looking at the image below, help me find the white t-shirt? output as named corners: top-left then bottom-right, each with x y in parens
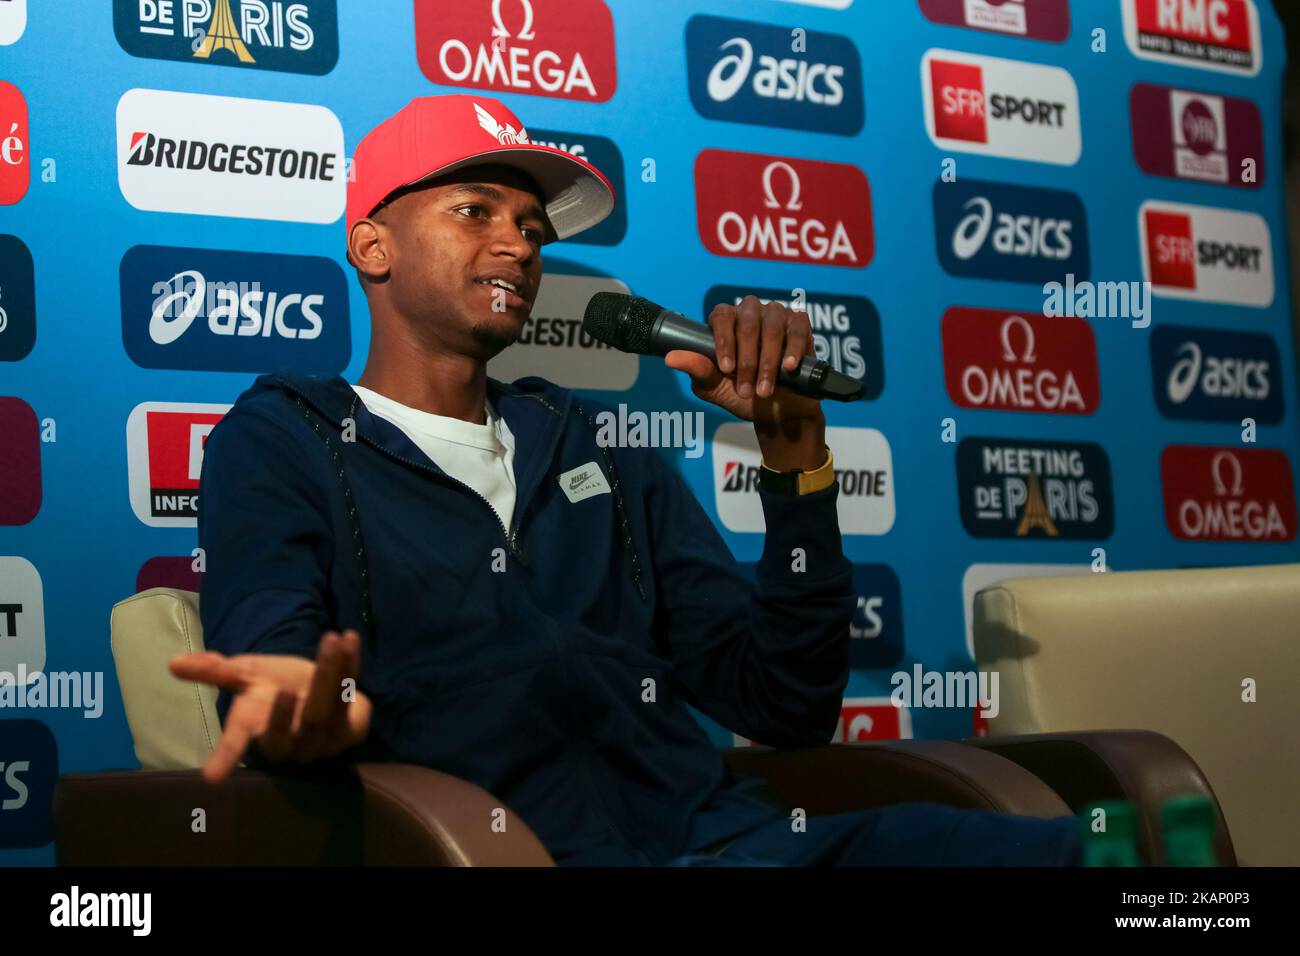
top-left (351, 384), bottom-right (518, 536)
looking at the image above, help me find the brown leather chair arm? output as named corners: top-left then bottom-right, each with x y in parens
top-left (55, 763), bottom-right (554, 867)
top-left (962, 730), bottom-right (1236, 866)
top-left (722, 742), bottom-right (1073, 819)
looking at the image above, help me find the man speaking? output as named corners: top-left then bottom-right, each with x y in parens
top-left (174, 95), bottom-right (1079, 866)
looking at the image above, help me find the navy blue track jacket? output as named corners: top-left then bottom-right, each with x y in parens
top-left (198, 371), bottom-right (857, 865)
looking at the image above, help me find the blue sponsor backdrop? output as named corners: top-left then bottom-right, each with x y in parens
top-left (1, 1), bottom-right (1298, 864)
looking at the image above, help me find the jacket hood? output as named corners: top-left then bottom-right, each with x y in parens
top-left (229, 369), bottom-right (588, 579)
top-left (241, 370), bottom-right (574, 432)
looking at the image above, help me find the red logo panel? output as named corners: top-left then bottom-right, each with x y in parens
top-left (0, 397), bottom-right (41, 524)
top-left (0, 81), bottom-right (30, 205)
top-left (146, 409), bottom-right (223, 495)
top-left (136, 556), bottom-right (203, 594)
top-left (414, 0), bottom-right (617, 102)
top-left (942, 307), bottom-right (1100, 415)
top-left (834, 703), bottom-right (903, 742)
top-left (1145, 210), bottom-right (1197, 289)
top-left (1162, 445), bottom-right (1296, 542)
top-left (694, 149), bottom-right (873, 268)
top-left (931, 59), bottom-right (987, 143)
top-left (1135, 0), bottom-right (1251, 52)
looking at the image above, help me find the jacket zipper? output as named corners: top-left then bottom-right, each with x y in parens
top-left (291, 383), bottom-right (650, 859)
top-left (352, 429), bottom-right (532, 570)
top-left (291, 384), bottom-right (533, 569)
top-left (519, 391), bottom-right (651, 860)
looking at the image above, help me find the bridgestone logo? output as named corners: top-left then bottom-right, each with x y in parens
top-left (116, 89), bottom-right (345, 224)
top-left (126, 132), bottom-right (337, 181)
top-left (712, 423), bottom-right (895, 535)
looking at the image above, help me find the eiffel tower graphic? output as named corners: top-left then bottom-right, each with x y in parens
top-left (193, 0), bottom-right (255, 64)
top-left (1015, 471), bottom-right (1060, 537)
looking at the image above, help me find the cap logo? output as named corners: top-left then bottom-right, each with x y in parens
top-left (474, 100), bottom-right (532, 145)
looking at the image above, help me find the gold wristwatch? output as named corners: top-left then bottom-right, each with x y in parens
top-left (758, 447), bottom-right (835, 496)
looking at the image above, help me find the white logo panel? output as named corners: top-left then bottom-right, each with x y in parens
top-left (126, 401), bottom-right (232, 528)
top-left (713, 423), bottom-right (894, 535)
top-left (116, 88), bottom-right (345, 224)
top-left (488, 273), bottom-right (638, 390)
top-left (1139, 200), bottom-right (1274, 308)
top-left (0, 556), bottom-right (44, 681)
top-left (922, 48), bottom-right (1081, 165)
top-left (0, 0), bottom-right (26, 45)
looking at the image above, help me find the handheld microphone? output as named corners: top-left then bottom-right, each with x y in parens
top-left (581, 292), bottom-right (865, 402)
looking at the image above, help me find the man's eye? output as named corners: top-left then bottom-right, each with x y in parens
top-left (457, 205), bottom-right (486, 218)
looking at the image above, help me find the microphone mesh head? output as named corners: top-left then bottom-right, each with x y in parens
top-left (583, 292), bottom-right (659, 355)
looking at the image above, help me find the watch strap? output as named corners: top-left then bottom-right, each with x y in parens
top-left (758, 447), bottom-right (835, 496)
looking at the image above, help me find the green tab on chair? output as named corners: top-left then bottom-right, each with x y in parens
top-left (1080, 800), bottom-right (1141, 867)
top-left (1163, 795), bottom-right (1218, 867)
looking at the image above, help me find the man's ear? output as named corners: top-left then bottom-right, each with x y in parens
top-left (349, 218), bottom-right (390, 278)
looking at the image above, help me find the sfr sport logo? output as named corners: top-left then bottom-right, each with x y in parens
top-left (923, 49), bottom-right (1081, 165)
top-left (1141, 201), bottom-right (1273, 307)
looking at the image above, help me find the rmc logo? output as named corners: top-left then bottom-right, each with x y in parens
top-left (1123, 0), bottom-right (1262, 76)
top-left (414, 0), bottom-right (617, 102)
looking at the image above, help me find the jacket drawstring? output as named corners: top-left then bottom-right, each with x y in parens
top-left (295, 394), bottom-right (377, 653)
top-left (573, 402), bottom-right (648, 603)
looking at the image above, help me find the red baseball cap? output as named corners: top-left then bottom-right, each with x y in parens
top-left (346, 94), bottom-right (615, 253)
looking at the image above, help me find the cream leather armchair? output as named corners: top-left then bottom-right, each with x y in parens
top-left (111, 585), bottom-right (221, 771)
top-left (973, 564), bottom-right (1297, 866)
